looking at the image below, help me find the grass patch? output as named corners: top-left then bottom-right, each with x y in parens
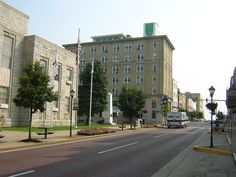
top-left (0, 123), bottom-right (115, 132)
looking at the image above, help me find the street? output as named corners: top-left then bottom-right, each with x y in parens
top-left (0, 122), bottom-right (208, 177)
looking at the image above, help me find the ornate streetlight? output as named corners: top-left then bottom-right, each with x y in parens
top-left (70, 89), bottom-right (75, 137)
top-left (206, 86), bottom-right (218, 147)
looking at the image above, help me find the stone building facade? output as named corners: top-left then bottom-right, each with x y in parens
top-left (0, 1), bottom-right (77, 127)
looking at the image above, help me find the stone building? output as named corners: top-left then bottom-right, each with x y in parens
top-left (64, 23), bottom-right (175, 124)
top-left (0, 1), bottom-right (77, 127)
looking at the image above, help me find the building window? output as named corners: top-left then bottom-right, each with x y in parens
top-left (152, 76), bottom-right (157, 83)
top-left (153, 42), bottom-right (157, 49)
top-left (152, 88), bottom-right (157, 95)
top-left (66, 68), bottom-right (72, 81)
top-left (152, 64), bottom-right (157, 72)
top-left (152, 110), bottom-right (156, 119)
top-left (125, 44), bottom-right (132, 52)
top-left (113, 44), bottom-right (119, 52)
top-left (124, 77), bottom-right (131, 84)
top-left (112, 56), bottom-right (120, 63)
top-left (65, 96), bottom-right (70, 112)
top-left (112, 88), bottom-right (119, 95)
top-left (101, 45), bottom-right (108, 53)
top-left (153, 53), bottom-right (157, 60)
top-left (1, 35), bottom-right (14, 69)
top-left (124, 55), bottom-right (131, 63)
top-left (40, 59), bottom-right (47, 72)
top-left (124, 65), bottom-right (131, 73)
top-left (0, 87), bottom-right (8, 104)
top-left (101, 56), bottom-right (108, 64)
top-left (80, 58), bottom-right (86, 66)
top-left (136, 64), bottom-right (144, 72)
top-left (112, 77), bottom-right (118, 84)
top-left (136, 76), bottom-right (144, 84)
top-left (103, 66), bottom-right (107, 73)
top-left (137, 43), bottom-right (144, 51)
top-left (54, 64), bottom-right (61, 81)
top-left (53, 99), bottom-right (59, 108)
top-left (137, 53), bottom-right (144, 62)
top-left (112, 66), bottom-right (119, 74)
top-left (90, 46), bottom-right (96, 54)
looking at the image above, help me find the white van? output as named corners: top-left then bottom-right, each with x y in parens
top-left (167, 112), bottom-right (190, 128)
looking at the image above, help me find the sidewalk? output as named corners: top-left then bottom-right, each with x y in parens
top-left (152, 126), bottom-right (236, 177)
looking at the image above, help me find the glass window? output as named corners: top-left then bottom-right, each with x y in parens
top-left (137, 43), bottom-right (144, 51)
top-left (124, 77), bottom-right (131, 84)
top-left (1, 35), bottom-right (14, 69)
top-left (136, 64), bottom-right (144, 72)
top-left (112, 66), bottom-right (119, 74)
top-left (80, 58), bottom-right (86, 66)
top-left (65, 96), bottom-right (70, 112)
top-left (137, 53), bottom-right (144, 62)
top-left (0, 87), bottom-right (8, 104)
top-left (152, 76), bottom-right (157, 83)
top-left (112, 56), bottom-right (119, 63)
top-left (40, 59), bottom-right (47, 72)
top-left (153, 42), bottom-right (157, 49)
top-left (90, 46), bottom-right (96, 54)
top-left (54, 64), bottom-right (61, 81)
top-left (125, 44), bottom-right (132, 52)
top-left (124, 65), bottom-right (131, 73)
top-left (66, 68), bottom-right (72, 81)
top-left (153, 53), bottom-right (157, 60)
top-left (136, 76), bottom-right (144, 84)
top-left (152, 111), bottom-right (156, 119)
top-left (101, 56), bottom-right (108, 64)
top-left (113, 44), bottom-right (119, 52)
top-left (152, 64), bottom-right (157, 72)
top-left (112, 77), bottom-right (118, 84)
top-left (124, 55), bottom-right (131, 63)
top-left (112, 88), bottom-right (119, 95)
top-left (101, 45), bottom-right (108, 53)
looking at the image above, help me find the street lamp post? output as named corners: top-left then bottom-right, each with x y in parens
top-left (70, 89), bottom-right (75, 137)
top-left (209, 86), bottom-right (215, 148)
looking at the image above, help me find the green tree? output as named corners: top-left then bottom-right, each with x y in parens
top-left (118, 87), bottom-right (145, 129)
top-left (78, 61), bottom-right (108, 124)
top-left (13, 61), bottom-right (58, 141)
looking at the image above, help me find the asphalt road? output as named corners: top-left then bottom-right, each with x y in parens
top-left (0, 122), bottom-right (208, 177)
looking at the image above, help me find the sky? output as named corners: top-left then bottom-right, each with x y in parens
top-left (3, 0), bottom-right (236, 116)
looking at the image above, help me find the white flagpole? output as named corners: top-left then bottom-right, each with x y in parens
top-left (75, 29), bottom-right (81, 128)
top-left (89, 58), bottom-right (94, 127)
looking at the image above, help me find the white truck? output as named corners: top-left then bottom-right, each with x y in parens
top-left (167, 112), bottom-right (190, 128)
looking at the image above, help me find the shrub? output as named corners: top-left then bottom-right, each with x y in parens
top-left (77, 128), bottom-right (116, 136)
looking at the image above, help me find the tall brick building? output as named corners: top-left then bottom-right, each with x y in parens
top-left (64, 23), bottom-right (175, 124)
top-left (0, 1), bottom-right (77, 126)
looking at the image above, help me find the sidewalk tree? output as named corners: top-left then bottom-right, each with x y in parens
top-left (13, 61), bottom-right (58, 141)
top-left (118, 87), bottom-right (145, 129)
top-left (78, 61), bottom-right (108, 125)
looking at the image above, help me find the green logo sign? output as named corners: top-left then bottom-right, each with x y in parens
top-left (145, 23), bottom-right (154, 36)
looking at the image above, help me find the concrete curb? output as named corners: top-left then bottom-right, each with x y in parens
top-left (193, 146), bottom-right (233, 157)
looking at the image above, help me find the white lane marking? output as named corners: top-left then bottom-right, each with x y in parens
top-left (98, 141), bottom-right (138, 155)
top-left (9, 170), bottom-right (35, 177)
top-left (153, 133), bottom-right (168, 138)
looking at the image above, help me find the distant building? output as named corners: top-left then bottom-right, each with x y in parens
top-left (226, 67), bottom-right (236, 120)
top-left (64, 23), bottom-right (175, 124)
top-left (0, 1), bottom-right (77, 126)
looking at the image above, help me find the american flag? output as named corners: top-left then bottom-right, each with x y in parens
top-left (76, 29), bottom-right (82, 68)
